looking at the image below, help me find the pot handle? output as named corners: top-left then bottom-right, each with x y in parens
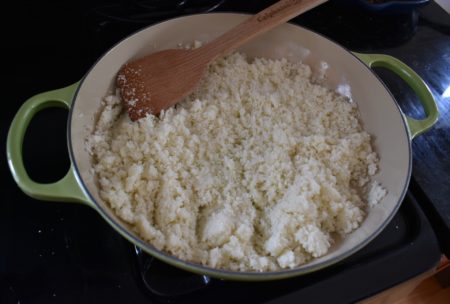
top-left (7, 83), bottom-right (92, 206)
top-left (354, 53), bottom-right (439, 139)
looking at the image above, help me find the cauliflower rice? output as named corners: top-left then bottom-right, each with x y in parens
top-left (88, 53), bottom-right (386, 272)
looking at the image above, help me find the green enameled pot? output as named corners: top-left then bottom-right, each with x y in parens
top-left (7, 13), bottom-right (438, 281)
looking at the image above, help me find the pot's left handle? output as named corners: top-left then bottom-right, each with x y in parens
top-left (7, 83), bottom-right (92, 206)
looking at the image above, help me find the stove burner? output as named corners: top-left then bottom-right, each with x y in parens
top-left (133, 246), bottom-right (211, 299)
top-left (84, 0), bottom-right (227, 60)
top-left (87, 0), bottom-right (225, 24)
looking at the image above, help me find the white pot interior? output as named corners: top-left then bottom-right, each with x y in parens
top-left (69, 13), bottom-right (411, 273)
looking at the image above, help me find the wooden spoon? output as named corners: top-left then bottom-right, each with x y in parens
top-left (117, 0), bottom-right (327, 121)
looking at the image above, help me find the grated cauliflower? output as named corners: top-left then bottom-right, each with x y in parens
top-left (87, 53), bottom-right (385, 271)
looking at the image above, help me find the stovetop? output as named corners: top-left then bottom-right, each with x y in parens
top-left (1, 1), bottom-right (449, 303)
top-left (0, 190), bottom-right (440, 303)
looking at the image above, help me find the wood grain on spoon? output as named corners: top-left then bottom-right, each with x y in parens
top-left (117, 0), bottom-right (327, 121)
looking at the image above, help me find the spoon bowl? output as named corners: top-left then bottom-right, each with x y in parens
top-left (117, 48), bottom-right (208, 120)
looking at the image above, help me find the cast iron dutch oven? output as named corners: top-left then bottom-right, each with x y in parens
top-left (7, 13), bottom-right (438, 281)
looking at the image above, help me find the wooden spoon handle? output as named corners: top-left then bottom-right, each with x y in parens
top-left (197, 0), bottom-right (328, 62)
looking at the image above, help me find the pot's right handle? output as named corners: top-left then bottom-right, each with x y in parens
top-left (354, 53), bottom-right (439, 139)
top-left (7, 83), bottom-right (92, 206)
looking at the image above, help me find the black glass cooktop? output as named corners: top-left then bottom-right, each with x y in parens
top-left (1, 1), bottom-right (449, 303)
top-left (1, 190), bottom-right (440, 303)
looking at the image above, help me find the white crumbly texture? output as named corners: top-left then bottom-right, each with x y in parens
top-left (367, 180), bottom-right (387, 207)
top-left (88, 53), bottom-right (385, 272)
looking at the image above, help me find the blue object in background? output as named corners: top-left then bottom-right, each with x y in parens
top-left (334, 0), bottom-right (430, 13)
